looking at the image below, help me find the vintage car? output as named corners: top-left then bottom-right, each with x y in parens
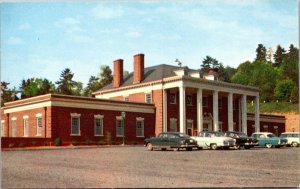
top-left (144, 132), bottom-right (198, 151)
top-left (191, 131), bottom-right (235, 150)
top-left (280, 132), bottom-right (300, 147)
top-left (251, 132), bottom-right (288, 148)
top-left (224, 131), bottom-right (257, 149)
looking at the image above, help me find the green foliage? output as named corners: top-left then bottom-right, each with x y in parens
top-left (56, 68), bottom-right (76, 95)
top-left (105, 131), bottom-right (112, 144)
top-left (255, 44), bottom-right (267, 61)
top-left (54, 137), bottom-right (61, 146)
top-left (218, 63), bottom-right (236, 82)
top-left (84, 140), bottom-right (92, 145)
top-left (201, 56), bottom-right (220, 72)
top-left (20, 78), bottom-right (55, 99)
top-left (274, 80), bottom-right (295, 102)
top-left (290, 86), bottom-right (299, 103)
top-left (97, 140), bottom-right (104, 145)
top-left (1, 81), bottom-right (19, 106)
top-left (273, 45), bottom-right (286, 66)
top-left (248, 102), bottom-right (299, 113)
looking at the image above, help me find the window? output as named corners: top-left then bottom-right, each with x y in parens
top-left (203, 97), bottom-right (208, 107)
top-left (94, 115), bottom-right (104, 136)
top-left (187, 95), bottom-right (192, 106)
top-left (136, 117), bottom-right (144, 137)
top-left (263, 125), bottom-right (268, 132)
top-left (70, 113), bottom-right (81, 135)
top-left (116, 116), bottom-right (123, 137)
top-left (23, 116), bottom-right (29, 137)
top-left (145, 93), bottom-right (152, 103)
top-left (11, 118), bottom-right (17, 137)
top-left (170, 93), bottom-right (176, 104)
top-left (124, 96), bottom-right (129, 102)
top-left (36, 117), bottom-right (42, 136)
top-left (170, 118), bottom-right (177, 132)
top-left (1, 121), bottom-right (5, 137)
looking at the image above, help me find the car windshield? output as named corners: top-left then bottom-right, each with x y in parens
top-left (267, 134), bottom-right (277, 138)
top-left (238, 133), bottom-right (248, 137)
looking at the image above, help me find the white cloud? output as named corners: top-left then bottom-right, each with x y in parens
top-left (91, 4), bottom-right (124, 19)
top-left (18, 23), bottom-right (31, 30)
top-left (7, 37), bottom-right (23, 45)
top-left (55, 17), bottom-right (80, 27)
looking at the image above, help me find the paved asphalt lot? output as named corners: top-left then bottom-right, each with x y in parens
top-left (2, 146), bottom-right (299, 188)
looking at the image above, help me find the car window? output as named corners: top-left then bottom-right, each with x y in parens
top-left (267, 134), bottom-right (276, 138)
top-left (169, 134), bottom-right (179, 139)
top-left (159, 134), bottom-right (168, 138)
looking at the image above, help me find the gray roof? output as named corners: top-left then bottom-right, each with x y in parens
top-left (99, 64), bottom-right (198, 91)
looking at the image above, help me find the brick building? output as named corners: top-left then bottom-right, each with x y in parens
top-left (0, 53), bottom-right (285, 148)
top-left (93, 53), bottom-right (285, 137)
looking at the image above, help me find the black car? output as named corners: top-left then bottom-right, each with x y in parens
top-left (224, 131), bottom-right (257, 149)
top-left (144, 132), bottom-right (198, 151)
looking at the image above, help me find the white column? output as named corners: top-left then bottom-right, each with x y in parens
top-left (228, 92), bottom-right (233, 131)
top-left (255, 95), bottom-right (260, 132)
top-left (197, 88), bottom-right (203, 134)
top-left (179, 84), bottom-right (186, 133)
top-left (163, 89), bottom-right (168, 132)
top-left (213, 90), bottom-right (219, 131)
top-left (241, 94), bottom-right (247, 134)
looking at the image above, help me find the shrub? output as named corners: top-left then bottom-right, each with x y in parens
top-left (84, 140), bottom-right (92, 145)
top-left (18, 143), bottom-right (24, 147)
top-left (97, 140), bottom-right (104, 145)
top-left (54, 137), bottom-right (61, 146)
top-left (105, 132), bottom-right (112, 144)
top-left (8, 143), bottom-right (15, 148)
top-left (71, 140), bottom-right (78, 146)
top-left (32, 141), bottom-right (37, 146)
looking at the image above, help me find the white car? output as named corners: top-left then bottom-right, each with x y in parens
top-left (191, 131), bottom-right (236, 150)
top-left (280, 132), bottom-right (300, 147)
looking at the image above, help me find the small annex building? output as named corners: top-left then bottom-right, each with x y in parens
top-left (1, 53), bottom-right (286, 148)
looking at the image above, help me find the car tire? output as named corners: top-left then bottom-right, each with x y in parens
top-left (197, 147), bottom-right (203, 150)
top-left (161, 148), bottom-right (167, 151)
top-left (291, 142), bottom-right (298, 147)
top-left (265, 143), bottom-right (272, 148)
top-left (210, 144), bottom-right (218, 150)
top-left (186, 147), bottom-right (192, 151)
top-left (147, 143), bottom-right (153, 151)
top-left (244, 146), bottom-right (251, 149)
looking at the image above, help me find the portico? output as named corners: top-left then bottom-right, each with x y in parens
top-left (162, 76), bottom-right (260, 136)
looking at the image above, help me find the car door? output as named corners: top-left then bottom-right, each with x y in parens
top-left (168, 133), bottom-right (179, 147)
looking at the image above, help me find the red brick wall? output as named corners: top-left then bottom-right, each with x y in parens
top-left (110, 96), bottom-right (124, 101)
top-left (50, 106), bottom-right (155, 145)
top-left (129, 92), bottom-right (145, 102)
top-left (153, 89), bottom-right (163, 136)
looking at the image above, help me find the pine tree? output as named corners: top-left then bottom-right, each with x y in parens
top-left (56, 68), bottom-right (76, 95)
top-left (273, 45), bottom-right (286, 66)
top-left (255, 44), bottom-right (267, 61)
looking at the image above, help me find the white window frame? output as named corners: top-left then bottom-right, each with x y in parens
top-left (36, 113), bottom-right (42, 136)
top-left (23, 115), bottom-right (29, 137)
top-left (136, 117), bottom-right (144, 137)
top-left (94, 115), bottom-right (104, 136)
top-left (170, 93), bottom-right (176, 104)
top-left (145, 93), bottom-right (152, 104)
top-left (11, 117), bottom-right (17, 137)
top-left (70, 113), bottom-right (81, 136)
top-left (1, 120), bottom-right (5, 137)
top-left (116, 116), bottom-right (123, 137)
top-left (170, 118), bottom-right (177, 132)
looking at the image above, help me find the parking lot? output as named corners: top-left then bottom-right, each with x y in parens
top-left (2, 146), bottom-right (299, 188)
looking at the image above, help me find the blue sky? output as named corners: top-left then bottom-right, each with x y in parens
top-left (1, 0), bottom-right (298, 89)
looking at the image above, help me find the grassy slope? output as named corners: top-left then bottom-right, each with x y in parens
top-left (247, 102), bottom-right (299, 113)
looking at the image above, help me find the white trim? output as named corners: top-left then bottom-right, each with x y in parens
top-left (70, 113), bottom-right (81, 117)
top-left (145, 93), bottom-right (152, 103)
top-left (136, 117), bottom-right (144, 121)
top-left (11, 117), bottom-right (17, 121)
top-left (94, 114), bottom-right (104, 119)
top-left (35, 113), bottom-right (42, 118)
top-left (5, 101), bottom-right (51, 114)
top-left (36, 116), bottom-right (42, 136)
top-left (23, 115), bottom-right (29, 119)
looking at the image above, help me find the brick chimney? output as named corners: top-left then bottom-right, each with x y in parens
top-left (133, 53), bottom-right (145, 84)
top-left (113, 59), bottom-right (123, 88)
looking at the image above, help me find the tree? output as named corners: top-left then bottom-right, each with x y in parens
top-left (56, 68), bottom-right (76, 95)
top-left (201, 56), bottom-right (220, 72)
top-left (20, 78), bottom-right (55, 98)
top-left (1, 81), bottom-right (19, 106)
top-left (84, 76), bottom-right (101, 97)
top-left (73, 81), bottom-right (84, 96)
top-left (274, 79), bottom-right (295, 102)
top-left (98, 65), bottom-right (113, 87)
top-left (290, 86), bottom-right (299, 103)
top-left (287, 44), bottom-right (299, 60)
top-left (273, 45), bottom-right (286, 66)
top-left (218, 64), bottom-right (236, 82)
top-left (255, 44), bottom-right (267, 61)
